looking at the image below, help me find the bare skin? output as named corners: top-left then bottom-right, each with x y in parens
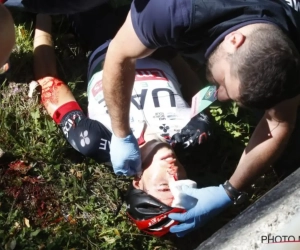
top-left (229, 95), bottom-right (300, 190)
top-left (33, 14), bottom-right (76, 117)
top-left (102, 12), bottom-right (155, 138)
top-left (102, 12), bottom-right (300, 193)
top-left (0, 4), bottom-right (15, 68)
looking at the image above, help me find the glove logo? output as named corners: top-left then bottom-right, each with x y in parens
top-left (80, 130), bottom-right (90, 147)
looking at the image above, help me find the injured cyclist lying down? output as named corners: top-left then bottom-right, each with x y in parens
top-left (31, 7), bottom-right (210, 236)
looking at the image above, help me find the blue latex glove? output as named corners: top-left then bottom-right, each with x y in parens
top-left (168, 185), bottom-right (233, 237)
top-left (110, 132), bottom-right (142, 176)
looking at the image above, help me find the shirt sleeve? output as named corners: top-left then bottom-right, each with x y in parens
top-left (130, 0), bottom-right (191, 49)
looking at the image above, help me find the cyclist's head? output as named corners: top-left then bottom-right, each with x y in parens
top-left (136, 138), bottom-right (187, 206)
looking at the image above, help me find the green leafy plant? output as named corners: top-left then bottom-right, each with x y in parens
top-left (210, 102), bottom-right (253, 145)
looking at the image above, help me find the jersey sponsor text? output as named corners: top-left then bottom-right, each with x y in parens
top-left (135, 68), bottom-right (168, 81)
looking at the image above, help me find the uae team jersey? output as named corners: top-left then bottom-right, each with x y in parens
top-left (87, 41), bottom-right (191, 140)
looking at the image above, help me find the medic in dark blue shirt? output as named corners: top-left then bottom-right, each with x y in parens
top-left (102, 0), bottom-right (300, 237)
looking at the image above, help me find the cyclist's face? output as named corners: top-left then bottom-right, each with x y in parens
top-left (134, 141), bottom-right (187, 206)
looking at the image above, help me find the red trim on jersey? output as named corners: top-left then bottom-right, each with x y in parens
top-left (137, 129), bottom-right (146, 146)
top-left (52, 101), bottom-right (82, 124)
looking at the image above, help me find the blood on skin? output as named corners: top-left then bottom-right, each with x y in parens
top-left (38, 77), bottom-right (63, 107)
top-left (166, 158), bottom-right (178, 181)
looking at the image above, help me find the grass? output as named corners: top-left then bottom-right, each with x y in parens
top-left (0, 9), bottom-right (280, 250)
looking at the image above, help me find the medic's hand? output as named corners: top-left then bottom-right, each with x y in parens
top-left (171, 112), bottom-right (211, 149)
top-left (168, 185), bottom-right (232, 237)
top-left (110, 132), bottom-right (142, 176)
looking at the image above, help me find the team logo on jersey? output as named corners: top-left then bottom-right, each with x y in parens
top-left (159, 124), bottom-right (170, 133)
top-left (80, 130), bottom-right (90, 147)
top-left (135, 68), bottom-right (168, 81)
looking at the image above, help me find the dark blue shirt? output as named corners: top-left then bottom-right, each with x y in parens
top-left (131, 0), bottom-right (300, 60)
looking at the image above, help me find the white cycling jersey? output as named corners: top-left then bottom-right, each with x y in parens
top-left (87, 41), bottom-right (191, 140)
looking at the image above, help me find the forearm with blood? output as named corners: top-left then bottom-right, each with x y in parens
top-left (38, 77), bottom-right (81, 124)
top-left (33, 14), bottom-right (81, 124)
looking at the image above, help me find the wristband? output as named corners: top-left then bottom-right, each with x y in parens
top-left (222, 180), bottom-right (248, 205)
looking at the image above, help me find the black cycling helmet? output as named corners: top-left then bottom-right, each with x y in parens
top-left (125, 185), bottom-right (185, 237)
